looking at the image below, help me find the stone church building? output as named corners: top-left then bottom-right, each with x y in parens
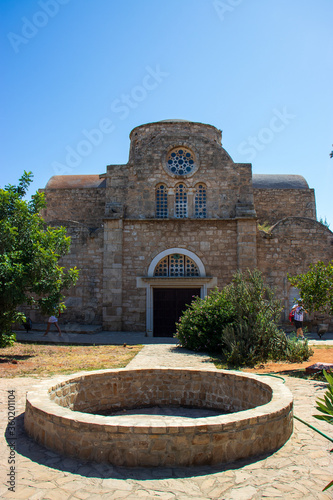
top-left (38, 120), bottom-right (333, 336)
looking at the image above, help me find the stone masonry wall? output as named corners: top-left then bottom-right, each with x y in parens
top-left (119, 219), bottom-right (239, 331)
top-left (42, 187), bottom-right (106, 227)
top-left (50, 369), bottom-right (272, 413)
top-left (61, 223), bottom-right (104, 324)
top-left (257, 217), bottom-right (333, 321)
top-left (30, 221), bottom-right (104, 324)
top-left (105, 122), bottom-right (255, 220)
top-left (253, 188), bottom-right (316, 225)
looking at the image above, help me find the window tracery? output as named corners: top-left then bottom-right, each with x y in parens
top-left (175, 183), bottom-right (187, 218)
top-left (154, 254), bottom-right (200, 277)
top-left (155, 184), bottom-right (168, 218)
top-left (166, 147), bottom-right (195, 176)
top-left (155, 182), bottom-right (207, 219)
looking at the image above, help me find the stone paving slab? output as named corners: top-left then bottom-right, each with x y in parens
top-left (14, 329), bottom-right (333, 345)
top-left (1, 344), bottom-right (333, 499)
top-left (14, 330), bottom-right (179, 345)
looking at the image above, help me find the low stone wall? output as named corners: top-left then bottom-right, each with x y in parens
top-left (24, 368), bottom-right (293, 467)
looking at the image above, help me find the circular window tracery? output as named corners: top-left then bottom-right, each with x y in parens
top-left (166, 148), bottom-right (196, 176)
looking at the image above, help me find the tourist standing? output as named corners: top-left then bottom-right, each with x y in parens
top-left (292, 299), bottom-right (307, 339)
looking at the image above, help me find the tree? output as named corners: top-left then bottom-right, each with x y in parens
top-left (288, 261), bottom-right (333, 316)
top-left (0, 172), bottom-right (79, 346)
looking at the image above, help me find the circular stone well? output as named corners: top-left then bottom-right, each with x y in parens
top-left (24, 368), bottom-right (293, 467)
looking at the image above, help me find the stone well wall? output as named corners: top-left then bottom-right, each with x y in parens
top-left (25, 368), bottom-right (293, 467)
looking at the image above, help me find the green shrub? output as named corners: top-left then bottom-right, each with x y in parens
top-left (175, 269), bottom-right (312, 366)
top-left (283, 337), bottom-right (313, 363)
top-left (175, 288), bottom-right (234, 352)
top-left (0, 332), bottom-right (16, 348)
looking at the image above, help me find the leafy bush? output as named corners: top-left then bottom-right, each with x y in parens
top-left (175, 269), bottom-right (312, 366)
top-left (175, 287), bottom-right (234, 352)
top-left (314, 370), bottom-right (333, 491)
top-left (282, 336), bottom-right (313, 363)
top-left (0, 331), bottom-right (16, 348)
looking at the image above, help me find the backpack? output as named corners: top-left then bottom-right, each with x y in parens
top-left (289, 310), bottom-right (295, 323)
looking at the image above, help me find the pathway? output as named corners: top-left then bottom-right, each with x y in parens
top-left (0, 344), bottom-right (332, 499)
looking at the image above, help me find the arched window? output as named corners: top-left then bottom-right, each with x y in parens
top-left (155, 184), bottom-right (168, 218)
top-left (194, 183), bottom-right (207, 218)
top-left (175, 183), bottom-right (187, 218)
top-left (154, 253), bottom-right (200, 277)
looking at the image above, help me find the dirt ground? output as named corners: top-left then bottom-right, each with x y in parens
top-left (244, 345), bottom-right (333, 374)
top-left (0, 343), bottom-right (142, 378)
top-left (1, 343), bottom-right (333, 378)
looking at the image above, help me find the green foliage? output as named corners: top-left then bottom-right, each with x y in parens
top-left (258, 221), bottom-right (272, 233)
top-left (282, 336), bottom-right (313, 363)
top-left (319, 217), bottom-right (330, 229)
top-left (0, 332), bottom-right (16, 348)
top-left (175, 269), bottom-right (308, 366)
top-left (314, 370), bottom-right (333, 491)
top-left (288, 261), bottom-right (333, 316)
top-left (174, 288), bottom-right (234, 352)
top-left (0, 172), bottom-right (79, 345)
top-left (315, 370), bottom-right (333, 425)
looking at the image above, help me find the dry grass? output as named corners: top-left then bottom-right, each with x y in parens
top-left (0, 343), bottom-right (142, 378)
top-left (1, 343), bottom-right (333, 379)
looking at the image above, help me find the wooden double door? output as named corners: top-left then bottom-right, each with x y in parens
top-left (153, 288), bottom-right (200, 337)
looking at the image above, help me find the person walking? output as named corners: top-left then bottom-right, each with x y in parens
top-left (291, 299), bottom-right (307, 339)
top-left (43, 308), bottom-right (62, 338)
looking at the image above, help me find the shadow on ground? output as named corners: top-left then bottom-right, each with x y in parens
top-left (9, 413), bottom-right (274, 481)
top-left (0, 354), bottom-right (34, 362)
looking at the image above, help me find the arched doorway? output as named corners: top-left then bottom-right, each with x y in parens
top-left (137, 248), bottom-right (217, 337)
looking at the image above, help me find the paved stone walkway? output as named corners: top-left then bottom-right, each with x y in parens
top-left (1, 344), bottom-right (332, 499)
top-left (14, 328), bottom-right (333, 345)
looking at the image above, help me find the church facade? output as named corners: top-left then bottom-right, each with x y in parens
top-left (38, 120), bottom-right (333, 335)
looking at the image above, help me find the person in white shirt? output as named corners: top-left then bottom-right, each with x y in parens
top-left (291, 299), bottom-right (307, 339)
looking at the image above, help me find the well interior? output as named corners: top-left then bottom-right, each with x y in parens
top-left (50, 368), bottom-right (272, 414)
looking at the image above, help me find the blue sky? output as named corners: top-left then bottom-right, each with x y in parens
top-left (1, 0), bottom-right (333, 226)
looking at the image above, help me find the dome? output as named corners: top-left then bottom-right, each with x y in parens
top-left (45, 175), bottom-right (106, 189)
top-left (252, 174), bottom-right (309, 189)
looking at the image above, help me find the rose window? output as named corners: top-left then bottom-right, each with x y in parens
top-left (166, 148), bottom-right (195, 176)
